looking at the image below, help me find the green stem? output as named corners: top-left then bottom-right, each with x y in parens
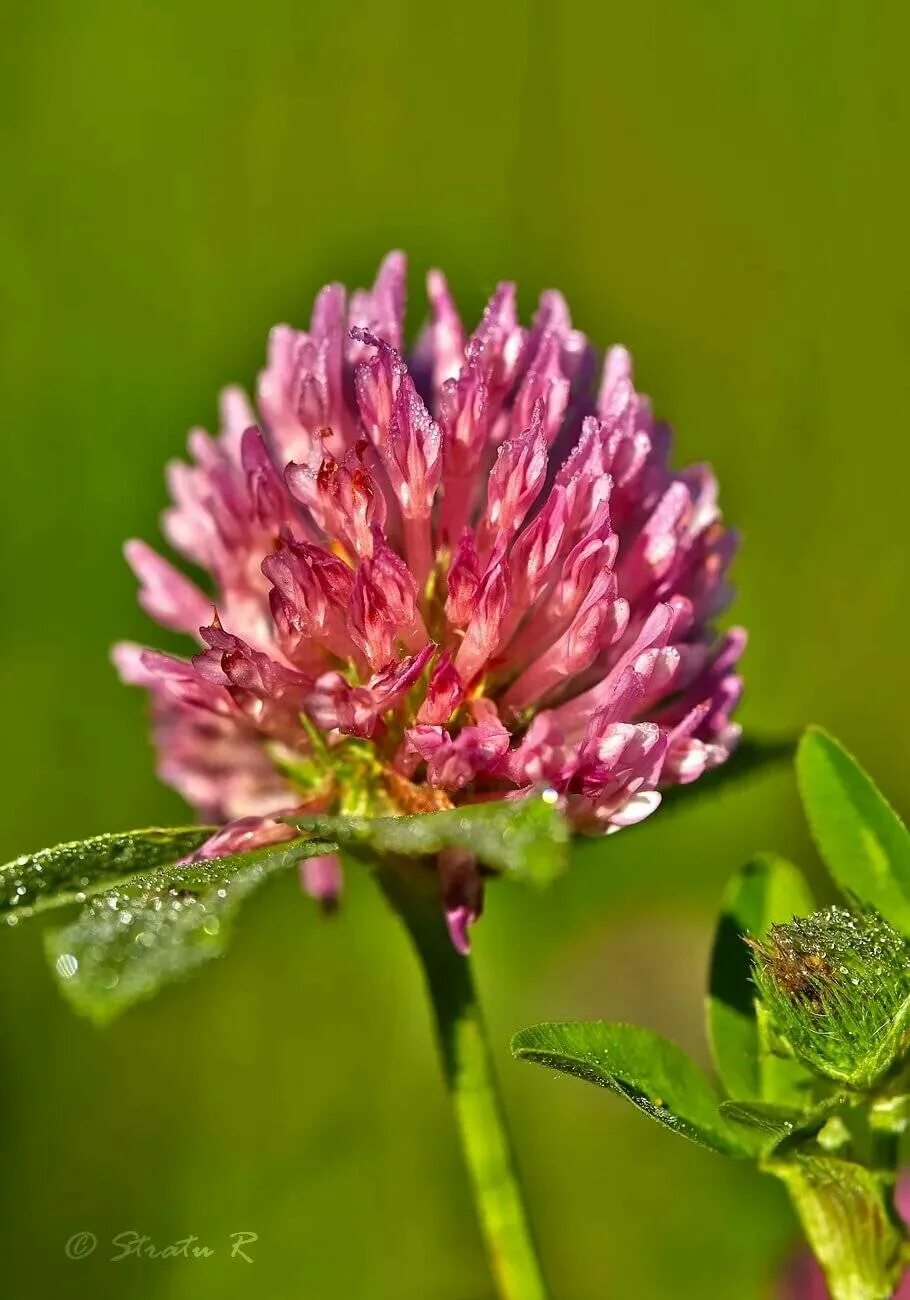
top-left (769, 1155), bottom-right (907, 1300)
top-left (869, 1097), bottom-right (907, 1185)
top-left (379, 862), bottom-right (550, 1300)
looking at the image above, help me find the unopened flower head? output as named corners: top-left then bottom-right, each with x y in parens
top-left (115, 253), bottom-right (744, 948)
top-left (750, 907), bottom-right (910, 1089)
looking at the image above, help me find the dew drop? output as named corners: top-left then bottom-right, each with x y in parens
top-left (55, 953), bottom-right (79, 979)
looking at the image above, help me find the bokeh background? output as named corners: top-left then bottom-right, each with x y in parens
top-left (1, 2), bottom-right (908, 1296)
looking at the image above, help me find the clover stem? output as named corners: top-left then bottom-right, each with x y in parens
top-left (770, 1155), bottom-right (907, 1300)
top-left (869, 1096), bottom-right (907, 1183)
top-left (378, 861), bottom-right (549, 1300)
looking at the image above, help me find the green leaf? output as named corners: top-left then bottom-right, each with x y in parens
top-left (292, 794), bottom-right (568, 887)
top-left (45, 836), bottom-right (336, 1022)
top-left (707, 854), bottom-right (815, 1103)
top-left (797, 727), bottom-right (910, 932)
top-left (1, 827), bottom-right (214, 921)
top-left (511, 1021), bottom-right (754, 1156)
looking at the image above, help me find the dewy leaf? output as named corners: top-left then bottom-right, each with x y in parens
top-left (0, 827), bottom-right (214, 922)
top-left (511, 1021), bottom-right (756, 1156)
top-left (798, 726), bottom-right (910, 933)
top-left (707, 854), bottom-right (815, 1103)
top-left (45, 836), bottom-right (336, 1022)
top-left (292, 794), bottom-right (568, 887)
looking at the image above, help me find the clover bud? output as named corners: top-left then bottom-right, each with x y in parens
top-left (749, 906), bottom-right (910, 1090)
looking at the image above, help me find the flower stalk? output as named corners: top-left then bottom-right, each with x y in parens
top-left (378, 859), bottom-right (549, 1300)
top-left (770, 1156), bottom-right (907, 1300)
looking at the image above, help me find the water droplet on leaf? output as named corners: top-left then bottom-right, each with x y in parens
top-left (55, 953), bottom-right (79, 979)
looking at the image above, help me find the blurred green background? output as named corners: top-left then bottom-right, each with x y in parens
top-left (1, 2), bottom-right (908, 1296)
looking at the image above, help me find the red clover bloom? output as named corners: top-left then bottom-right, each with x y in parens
top-left (115, 253), bottom-right (744, 948)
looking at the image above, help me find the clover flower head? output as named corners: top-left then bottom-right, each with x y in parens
top-left (115, 252), bottom-right (744, 949)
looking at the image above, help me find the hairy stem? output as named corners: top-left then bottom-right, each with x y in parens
top-left (378, 861), bottom-right (549, 1300)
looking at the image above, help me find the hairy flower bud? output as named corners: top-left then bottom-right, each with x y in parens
top-left (750, 907), bottom-right (910, 1090)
